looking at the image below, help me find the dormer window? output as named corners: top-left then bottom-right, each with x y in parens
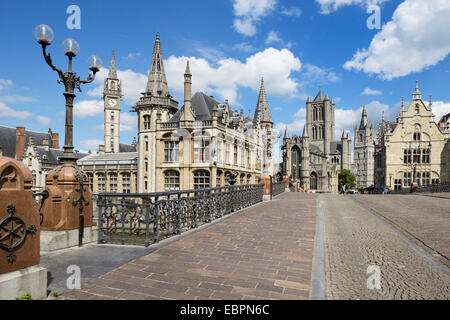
top-left (413, 132), bottom-right (421, 141)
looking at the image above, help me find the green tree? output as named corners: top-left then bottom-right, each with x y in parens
top-left (339, 170), bottom-right (356, 190)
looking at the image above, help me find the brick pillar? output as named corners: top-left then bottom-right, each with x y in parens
top-left (15, 127), bottom-right (26, 160)
top-left (259, 174), bottom-right (271, 201)
top-left (0, 156), bottom-right (47, 299)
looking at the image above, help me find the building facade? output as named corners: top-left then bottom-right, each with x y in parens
top-left (280, 91), bottom-right (351, 193)
top-left (374, 82), bottom-right (449, 190)
top-left (79, 34), bottom-right (274, 194)
top-left (0, 126), bottom-right (87, 192)
top-left (354, 105), bottom-right (375, 188)
top-left (134, 34), bottom-right (275, 193)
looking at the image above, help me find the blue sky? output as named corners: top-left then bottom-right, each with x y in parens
top-left (1, 0), bottom-right (450, 159)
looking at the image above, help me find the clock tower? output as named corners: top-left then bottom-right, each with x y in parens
top-left (104, 50), bottom-right (122, 153)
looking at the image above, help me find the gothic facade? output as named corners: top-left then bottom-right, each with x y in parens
top-left (281, 91), bottom-right (351, 193)
top-left (374, 82), bottom-right (450, 189)
top-left (134, 34), bottom-right (274, 193)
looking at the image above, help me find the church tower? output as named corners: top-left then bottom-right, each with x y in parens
top-left (254, 77), bottom-right (274, 174)
top-left (354, 104), bottom-right (375, 187)
top-left (306, 91), bottom-right (335, 156)
top-left (103, 50), bottom-right (122, 153)
top-left (133, 33), bottom-right (179, 193)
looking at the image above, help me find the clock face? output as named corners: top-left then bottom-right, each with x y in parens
top-left (108, 99), bottom-right (117, 107)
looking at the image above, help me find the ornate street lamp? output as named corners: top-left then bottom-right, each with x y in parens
top-left (34, 24), bottom-right (102, 165)
top-left (34, 25), bottom-right (101, 247)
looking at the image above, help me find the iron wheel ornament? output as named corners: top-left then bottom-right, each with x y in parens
top-left (0, 204), bottom-right (37, 263)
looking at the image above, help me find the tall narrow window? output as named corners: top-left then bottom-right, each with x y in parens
top-left (403, 172), bottom-right (411, 187)
top-left (87, 174), bottom-right (93, 191)
top-left (413, 149), bottom-right (421, 164)
top-left (122, 173), bottom-right (131, 194)
top-left (234, 141), bottom-right (238, 165)
top-left (422, 148), bottom-right (430, 164)
top-left (98, 174), bottom-right (106, 192)
top-left (110, 174), bottom-right (118, 193)
top-left (144, 115), bottom-right (151, 130)
top-left (194, 139), bottom-right (210, 163)
top-left (164, 141), bottom-right (179, 162)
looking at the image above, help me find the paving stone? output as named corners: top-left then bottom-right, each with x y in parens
top-left (61, 193), bottom-right (317, 300)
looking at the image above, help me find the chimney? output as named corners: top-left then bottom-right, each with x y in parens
top-left (48, 128), bottom-right (59, 149)
top-left (15, 127), bottom-right (26, 160)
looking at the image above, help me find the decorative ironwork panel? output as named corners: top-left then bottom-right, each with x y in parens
top-left (96, 184), bottom-right (265, 246)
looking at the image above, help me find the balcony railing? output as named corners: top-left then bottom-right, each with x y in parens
top-left (96, 184), bottom-right (264, 246)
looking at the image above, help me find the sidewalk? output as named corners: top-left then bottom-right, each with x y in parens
top-left (58, 192), bottom-right (318, 300)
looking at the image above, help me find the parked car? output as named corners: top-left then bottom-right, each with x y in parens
top-left (348, 189), bottom-right (359, 194)
top-left (363, 186), bottom-right (381, 194)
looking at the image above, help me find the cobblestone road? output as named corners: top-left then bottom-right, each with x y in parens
top-left (59, 193), bottom-right (318, 300)
top-left (322, 194), bottom-right (450, 300)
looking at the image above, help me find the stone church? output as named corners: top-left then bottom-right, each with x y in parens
top-left (281, 91), bottom-right (352, 193)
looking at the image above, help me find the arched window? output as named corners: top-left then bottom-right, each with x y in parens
top-left (164, 170), bottom-right (180, 191)
top-left (310, 172), bottom-right (318, 190)
top-left (144, 115), bottom-right (151, 130)
top-left (194, 170), bottom-right (210, 189)
top-left (291, 146), bottom-right (301, 180)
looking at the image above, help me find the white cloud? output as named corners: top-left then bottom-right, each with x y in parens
top-left (79, 140), bottom-right (104, 151)
top-left (280, 6), bottom-right (302, 17)
top-left (265, 31), bottom-right (283, 45)
top-left (165, 48), bottom-right (302, 104)
top-left (233, 0), bottom-right (277, 36)
top-left (300, 64), bottom-right (341, 86)
top-left (362, 88), bottom-right (382, 95)
top-left (87, 69), bottom-right (148, 105)
top-left (0, 79), bottom-right (13, 90)
top-left (316, 0), bottom-right (390, 14)
top-left (344, 0), bottom-right (450, 80)
top-left (432, 101), bottom-right (450, 122)
top-left (232, 42), bottom-right (256, 53)
top-left (37, 115), bottom-right (52, 126)
top-left (0, 102), bottom-right (33, 120)
top-left (74, 100), bottom-right (104, 118)
top-left (126, 52), bottom-right (142, 60)
top-left (0, 95), bottom-right (37, 103)
top-left (120, 112), bottom-right (138, 132)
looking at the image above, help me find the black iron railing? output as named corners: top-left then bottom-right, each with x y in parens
top-left (96, 184), bottom-right (264, 246)
top-left (272, 182), bottom-right (285, 197)
top-left (391, 183), bottom-right (450, 194)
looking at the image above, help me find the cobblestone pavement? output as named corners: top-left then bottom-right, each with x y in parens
top-left (59, 193), bottom-right (318, 300)
top-left (351, 194), bottom-right (450, 268)
top-left (322, 194), bottom-right (450, 300)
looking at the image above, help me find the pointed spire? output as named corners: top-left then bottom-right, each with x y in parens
top-left (146, 33), bottom-right (170, 97)
top-left (254, 77), bottom-right (272, 124)
top-left (429, 95), bottom-right (433, 110)
top-left (313, 90), bottom-right (324, 102)
top-left (302, 125), bottom-right (309, 139)
top-left (412, 80), bottom-right (422, 100)
top-left (108, 50), bottom-right (118, 79)
top-left (306, 96), bottom-right (311, 103)
top-left (359, 101), bottom-right (368, 129)
top-left (185, 60), bottom-right (191, 76)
